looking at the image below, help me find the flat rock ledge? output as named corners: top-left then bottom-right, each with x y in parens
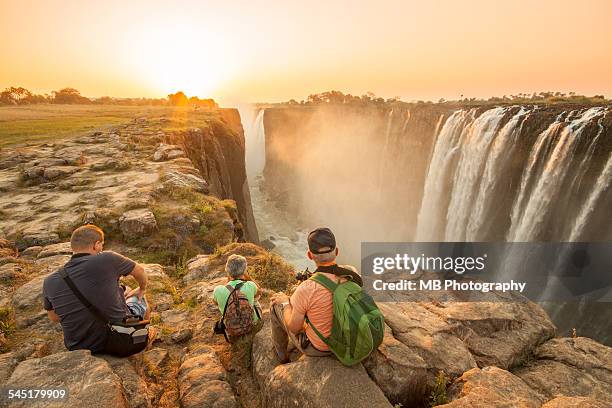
top-left (252, 322), bottom-right (392, 408)
top-left (4, 350), bottom-right (128, 408)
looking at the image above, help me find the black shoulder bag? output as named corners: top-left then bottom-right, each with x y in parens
top-left (59, 268), bottom-right (149, 357)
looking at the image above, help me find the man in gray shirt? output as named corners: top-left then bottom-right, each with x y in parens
top-left (43, 224), bottom-right (149, 354)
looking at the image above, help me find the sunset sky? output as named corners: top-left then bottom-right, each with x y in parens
top-left (1, 0), bottom-right (611, 105)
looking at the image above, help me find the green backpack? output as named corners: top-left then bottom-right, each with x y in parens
top-left (305, 272), bottom-right (384, 366)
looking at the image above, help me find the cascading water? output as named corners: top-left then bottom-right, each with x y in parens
top-left (415, 110), bottom-right (476, 241)
top-left (444, 107), bottom-right (508, 241)
top-left (507, 107), bottom-right (607, 241)
top-left (465, 108), bottom-right (529, 241)
top-left (239, 106), bottom-right (311, 271)
top-left (416, 106), bottom-right (610, 243)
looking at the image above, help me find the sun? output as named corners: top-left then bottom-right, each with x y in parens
top-left (126, 24), bottom-right (231, 98)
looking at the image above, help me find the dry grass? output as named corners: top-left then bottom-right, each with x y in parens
top-left (0, 104), bottom-right (216, 148)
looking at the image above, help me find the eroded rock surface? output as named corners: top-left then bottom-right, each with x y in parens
top-left (4, 350), bottom-right (128, 408)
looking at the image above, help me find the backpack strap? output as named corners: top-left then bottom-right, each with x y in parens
top-left (304, 272), bottom-right (338, 348)
top-left (58, 267), bottom-right (109, 325)
top-left (315, 264), bottom-right (363, 287)
top-left (309, 272), bottom-right (339, 292)
top-left (220, 281), bottom-right (245, 321)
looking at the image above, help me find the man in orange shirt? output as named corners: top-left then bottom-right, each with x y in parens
top-left (270, 227), bottom-right (360, 363)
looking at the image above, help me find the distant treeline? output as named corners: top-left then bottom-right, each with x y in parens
top-left (0, 87), bottom-right (218, 108)
top-left (273, 90), bottom-right (610, 108)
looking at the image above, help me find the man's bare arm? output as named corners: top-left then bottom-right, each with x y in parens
top-left (283, 304), bottom-right (306, 334)
top-left (125, 263), bottom-right (147, 300)
top-left (47, 309), bottom-right (60, 323)
top-left (270, 292), bottom-right (305, 334)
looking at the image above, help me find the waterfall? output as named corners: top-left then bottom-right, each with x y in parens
top-left (415, 110), bottom-right (475, 241)
top-left (507, 107), bottom-right (606, 241)
top-left (569, 151), bottom-right (612, 241)
top-left (444, 107), bottom-right (507, 241)
top-left (416, 106), bottom-right (609, 243)
top-left (239, 106), bottom-right (311, 270)
top-left (246, 109), bottom-right (266, 177)
top-left (465, 108), bottom-right (529, 240)
top-left (377, 109), bottom-right (395, 201)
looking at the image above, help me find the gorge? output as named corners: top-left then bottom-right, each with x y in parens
top-left (239, 103), bottom-right (611, 345)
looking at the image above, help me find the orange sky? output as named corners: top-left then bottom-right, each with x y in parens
top-left (1, 0), bottom-right (611, 105)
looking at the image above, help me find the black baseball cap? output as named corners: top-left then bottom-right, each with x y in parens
top-left (307, 227), bottom-right (336, 254)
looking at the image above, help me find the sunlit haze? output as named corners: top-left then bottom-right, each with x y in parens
top-left (1, 0), bottom-right (611, 105)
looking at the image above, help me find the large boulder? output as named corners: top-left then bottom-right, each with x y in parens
top-left (4, 350), bottom-right (128, 407)
top-left (363, 300), bottom-right (555, 407)
top-left (19, 231), bottom-right (60, 249)
top-left (514, 337), bottom-right (611, 404)
top-left (440, 366), bottom-right (545, 407)
top-left (11, 272), bottom-right (50, 328)
top-left (37, 242), bottom-right (72, 259)
top-left (252, 321), bottom-right (392, 408)
top-left (178, 345), bottom-right (237, 408)
top-left (119, 208), bottom-right (158, 238)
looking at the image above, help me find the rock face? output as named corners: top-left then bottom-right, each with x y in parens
top-left (119, 208), bottom-right (158, 237)
top-left (363, 300), bottom-right (555, 406)
top-left (37, 242), bottom-right (72, 259)
top-left (252, 322), bottom-right (392, 408)
top-left (441, 366), bottom-right (545, 407)
top-left (4, 350), bottom-right (128, 408)
top-left (514, 337), bottom-right (612, 403)
top-left (165, 111), bottom-right (259, 243)
top-left (178, 345), bottom-right (237, 408)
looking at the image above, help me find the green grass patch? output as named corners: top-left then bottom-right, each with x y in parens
top-left (429, 371), bottom-right (449, 407)
top-left (248, 252), bottom-right (295, 292)
top-left (0, 104), bottom-right (196, 148)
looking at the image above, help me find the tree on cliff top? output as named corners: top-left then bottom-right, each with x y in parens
top-left (168, 91), bottom-right (189, 106)
top-left (52, 87), bottom-right (91, 104)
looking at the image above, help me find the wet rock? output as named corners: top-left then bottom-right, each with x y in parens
top-left (37, 242), bottom-right (72, 259)
top-left (178, 345), bottom-right (237, 408)
top-left (442, 366), bottom-right (545, 407)
top-left (4, 349), bottom-right (128, 407)
top-left (514, 337), bottom-right (611, 403)
top-left (260, 239), bottom-right (275, 250)
top-left (119, 208), bottom-right (158, 238)
top-left (153, 144), bottom-right (185, 162)
top-left (156, 170), bottom-right (209, 195)
top-left (171, 328), bottom-right (193, 343)
top-left (253, 321), bottom-right (392, 408)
